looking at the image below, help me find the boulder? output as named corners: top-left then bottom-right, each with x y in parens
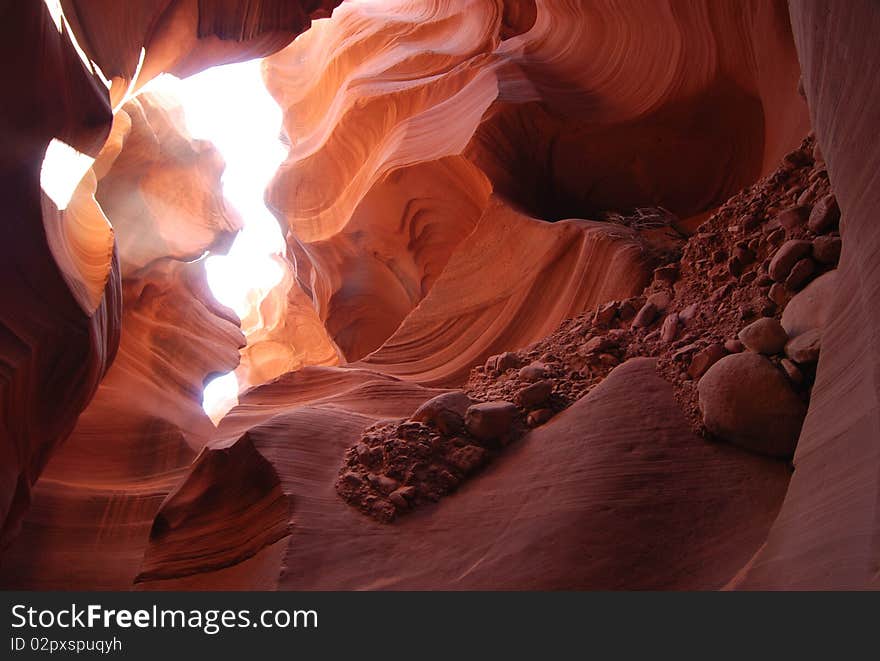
top-left (698, 353), bottom-right (807, 458)
top-left (738, 317), bottom-right (789, 355)
top-left (411, 391), bottom-right (473, 435)
top-left (812, 235), bottom-right (841, 264)
top-left (518, 362), bottom-right (547, 382)
top-left (593, 301), bottom-right (617, 325)
top-left (807, 194), bottom-right (840, 234)
top-left (631, 301), bottom-right (658, 328)
top-left (768, 240), bottom-right (812, 282)
top-left (785, 257), bottom-right (816, 291)
top-left (485, 352), bottom-right (520, 374)
top-left (515, 380), bottom-right (553, 409)
top-left (777, 205), bottom-right (810, 230)
top-left (781, 270), bottom-right (838, 338)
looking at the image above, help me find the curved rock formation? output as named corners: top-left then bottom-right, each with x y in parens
top-left (96, 92), bottom-right (243, 274)
top-left (138, 359), bottom-right (788, 589)
top-left (732, 0), bottom-right (880, 589)
top-left (264, 0), bottom-right (808, 366)
top-left (60, 0), bottom-right (343, 105)
top-left (0, 0), bottom-right (336, 562)
top-left (0, 1), bottom-right (116, 547)
top-left (4, 0), bottom-right (880, 592)
top-left (355, 196), bottom-right (657, 385)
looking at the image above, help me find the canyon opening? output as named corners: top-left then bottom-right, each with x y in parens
top-left (3, 0), bottom-right (880, 598)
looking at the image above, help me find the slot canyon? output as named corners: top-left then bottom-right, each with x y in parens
top-left (1, 0), bottom-right (879, 590)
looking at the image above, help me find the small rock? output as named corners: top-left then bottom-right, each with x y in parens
top-left (485, 351), bottom-right (520, 374)
top-left (687, 343), bottom-right (726, 379)
top-left (740, 214), bottom-right (761, 232)
top-left (698, 353), bottom-right (806, 458)
top-left (796, 184), bottom-right (817, 206)
top-left (672, 342), bottom-right (701, 361)
top-left (784, 328), bottom-right (821, 364)
top-left (631, 301), bottom-right (658, 328)
top-left (653, 265), bottom-right (678, 285)
top-left (518, 362), bottom-right (547, 382)
top-left (812, 235), bottom-right (841, 264)
top-left (515, 380), bottom-right (553, 409)
top-left (647, 291), bottom-right (672, 311)
top-left (389, 486), bottom-right (416, 509)
top-left (767, 227), bottom-right (786, 245)
top-left (769, 240), bottom-right (812, 282)
top-left (727, 257), bottom-right (743, 278)
top-left (768, 282), bottom-right (789, 307)
top-left (618, 301), bottom-right (637, 322)
top-left (593, 301), bottom-right (617, 325)
top-left (777, 205), bottom-right (810, 230)
top-left (660, 314), bottom-right (680, 343)
top-left (807, 194), bottom-right (840, 234)
top-left (678, 303), bottom-right (699, 326)
top-left (734, 245), bottom-right (755, 265)
top-left (583, 335), bottom-right (615, 354)
top-left (526, 408), bottom-right (554, 427)
top-left (784, 257), bottom-right (816, 291)
top-left (780, 358), bottom-right (804, 386)
top-left (465, 401), bottom-right (517, 441)
top-left (724, 339), bottom-right (744, 354)
top-left (368, 474), bottom-right (399, 494)
top-left (738, 317), bottom-right (789, 355)
top-left (784, 148), bottom-right (811, 168)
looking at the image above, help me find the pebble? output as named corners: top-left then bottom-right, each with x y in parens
top-left (526, 408), bottom-right (554, 427)
top-left (687, 343), bottom-right (726, 379)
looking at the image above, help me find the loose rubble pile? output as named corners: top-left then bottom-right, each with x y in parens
top-left (337, 135), bottom-right (838, 522)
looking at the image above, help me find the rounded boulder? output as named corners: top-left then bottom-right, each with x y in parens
top-left (698, 353), bottom-right (807, 458)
